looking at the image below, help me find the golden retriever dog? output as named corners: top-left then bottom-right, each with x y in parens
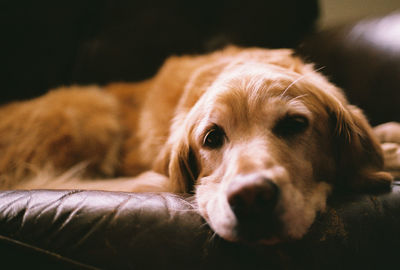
top-left (0, 46), bottom-right (399, 244)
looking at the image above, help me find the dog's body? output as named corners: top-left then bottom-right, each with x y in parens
top-left (1, 46), bottom-right (399, 244)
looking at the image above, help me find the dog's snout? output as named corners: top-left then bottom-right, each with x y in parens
top-left (227, 175), bottom-right (279, 219)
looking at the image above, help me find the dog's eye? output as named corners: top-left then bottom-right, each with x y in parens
top-left (274, 115), bottom-right (309, 137)
top-left (203, 125), bottom-right (225, 149)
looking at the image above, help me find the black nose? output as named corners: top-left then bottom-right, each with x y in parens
top-left (227, 175), bottom-right (279, 221)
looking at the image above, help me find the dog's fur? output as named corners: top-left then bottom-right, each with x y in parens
top-left (0, 46), bottom-right (398, 244)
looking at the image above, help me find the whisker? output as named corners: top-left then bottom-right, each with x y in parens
top-left (204, 230), bottom-right (222, 248)
top-left (280, 73), bottom-right (308, 98)
top-left (209, 231), bottom-right (218, 242)
top-left (314, 65), bottom-right (326, 73)
top-left (199, 222), bottom-right (211, 229)
top-left (279, 66), bottom-right (326, 99)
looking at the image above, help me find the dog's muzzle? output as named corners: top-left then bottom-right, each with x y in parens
top-left (227, 174), bottom-right (282, 242)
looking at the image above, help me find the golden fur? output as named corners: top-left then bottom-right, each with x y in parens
top-left (1, 46), bottom-right (398, 244)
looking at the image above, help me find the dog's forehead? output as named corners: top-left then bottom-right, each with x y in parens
top-left (205, 62), bottom-right (312, 124)
top-left (216, 61), bottom-right (296, 88)
top-left (211, 62), bottom-right (303, 102)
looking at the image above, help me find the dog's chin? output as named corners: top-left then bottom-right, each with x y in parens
top-left (210, 219), bottom-right (288, 246)
top-left (237, 235), bottom-right (285, 246)
top-left (201, 196), bottom-right (290, 246)
top-left (257, 237), bottom-right (282, 245)
top-left (216, 229), bottom-right (285, 246)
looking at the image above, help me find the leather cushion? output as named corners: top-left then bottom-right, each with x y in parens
top-left (1, 184), bottom-right (400, 269)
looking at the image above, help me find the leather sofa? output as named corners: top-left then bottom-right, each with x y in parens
top-left (299, 11), bottom-right (400, 125)
top-left (1, 1), bottom-right (400, 269)
top-left (1, 185), bottom-right (400, 270)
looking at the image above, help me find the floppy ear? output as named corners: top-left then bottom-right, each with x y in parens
top-left (154, 137), bottom-right (200, 194)
top-left (332, 104), bottom-right (393, 191)
top-left (169, 142), bottom-right (200, 194)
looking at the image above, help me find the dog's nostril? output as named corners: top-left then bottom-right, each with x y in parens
top-left (227, 176), bottom-right (279, 219)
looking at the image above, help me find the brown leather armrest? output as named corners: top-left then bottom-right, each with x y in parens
top-left (1, 185), bottom-right (400, 269)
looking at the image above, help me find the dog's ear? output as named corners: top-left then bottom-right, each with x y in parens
top-left (170, 142), bottom-right (200, 194)
top-left (154, 137), bottom-right (200, 194)
top-left (332, 104), bottom-right (393, 191)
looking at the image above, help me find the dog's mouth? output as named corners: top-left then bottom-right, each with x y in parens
top-left (231, 213), bottom-right (284, 244)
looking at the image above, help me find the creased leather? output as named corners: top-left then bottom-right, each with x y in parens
top-left (1, 185), bottom-right (400, 269)
top-left (0, 190), bottom-right (211, 269)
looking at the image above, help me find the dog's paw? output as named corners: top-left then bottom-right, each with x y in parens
top-left (381, 142), bottom-right (400, 179)
top-left (374, 122), bottom-right (400, 144)
top-left (127, 171), bottom-right (174, 193)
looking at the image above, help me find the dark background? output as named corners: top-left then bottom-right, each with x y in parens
top-left (1, 0), bottom-right (318, 103)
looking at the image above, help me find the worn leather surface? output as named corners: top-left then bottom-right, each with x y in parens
top-left (1, 184), bottom-right (400, 269)
top-left (299, 11), bottom-right (400, 125)
top-left (0, 190), bottom-right (208, 269)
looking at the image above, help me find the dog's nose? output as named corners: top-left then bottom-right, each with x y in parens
top-left (227, 175), bottom-right (279, 220)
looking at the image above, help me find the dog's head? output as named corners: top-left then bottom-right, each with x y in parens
top-left (156, 47), bottom-right (393, 244)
